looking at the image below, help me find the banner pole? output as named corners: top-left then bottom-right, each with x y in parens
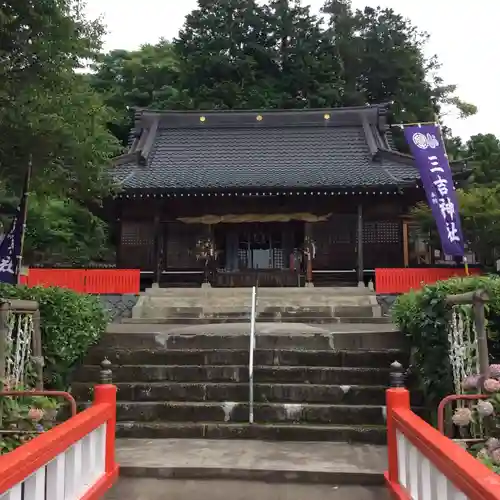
top-left (463, 256), bottom-right (469, 276)
top-left (15, 156), bottom-right (32, 285)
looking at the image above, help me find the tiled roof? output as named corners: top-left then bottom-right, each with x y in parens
top-left (111, 106), bottom-right (426, 191)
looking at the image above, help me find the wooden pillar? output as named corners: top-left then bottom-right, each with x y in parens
top-left (153, 211), bottom-right (161, 286)
top-left (115, 199), bottom-right (123, 268)
top-left (402, 220), bottom-right (409, 267)
top-left (304, 222), bottom-right (314, 287)
top-left (357, 203), bottom-right (364, 287)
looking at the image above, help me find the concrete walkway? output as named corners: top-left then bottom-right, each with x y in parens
top-left (116, 439), bottom-right (387, 485)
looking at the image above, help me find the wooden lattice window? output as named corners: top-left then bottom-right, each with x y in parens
top-left (119, 221), bottom-right (155, 269)
top-left (166, 222), bottom-right (204, 269)
top-left (121, 222), bottom-right (154, 246)
top-left (363, 221), bottom-right (401, 244)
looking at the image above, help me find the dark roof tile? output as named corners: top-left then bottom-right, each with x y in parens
top-left (114, 123), bottom-right (419, 190)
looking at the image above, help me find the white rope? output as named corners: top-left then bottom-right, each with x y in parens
top-left (4, 311), bottom-right (34, 387)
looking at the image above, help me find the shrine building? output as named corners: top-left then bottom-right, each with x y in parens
top-left (110, 104), bottom-right (468, 288)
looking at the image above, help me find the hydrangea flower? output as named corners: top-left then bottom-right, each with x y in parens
top-left (491, 448), bottom-right (500, 465)
top-left (27, 408), bottom-right (44, 422)
top-left (452, 407), bottom-right (472, 427)
top-left (484, 378), bottom-right (500, 393)
top-left (489, 364), bottom-right (500, 379)
top-left (462, 374), bottom-right (481, 391)
top-left (486, 438), bottom-right (500, 452)
top-left (477, 400), bottom-right (495, 417)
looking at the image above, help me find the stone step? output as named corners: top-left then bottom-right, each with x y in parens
top-left (101, 329), bottom-right (403, 351)
top-left (74, 365), bottom-right (391, 385)
top-left (115, 421), bottom-right (387, 444)
top-left (84, 348), bottom-right (404, 369)
top-left (144, 286), bottom-right (375, 297)
top-left (121, 316), bottom-right (392, 325)
top-left (72, 382), bottom-right (406, 406)
top-left (112, 438), bottom-right (387, 487)
top-left (106, 479), bottom-right (390, 500)
top-left (135, 304), bottom-right (380, 318)
top-left (87, 401), bottom-right (388, 425)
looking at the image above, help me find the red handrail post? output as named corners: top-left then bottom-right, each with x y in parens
top-left (93, 384), bottom-right (118, 475)
top-left (386, 387), bottom-right (410, 484)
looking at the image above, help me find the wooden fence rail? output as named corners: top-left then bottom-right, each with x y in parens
top-left (375, 268), bottom-right (481, 294)
top-left (385, 362), bottom-right (500, 499)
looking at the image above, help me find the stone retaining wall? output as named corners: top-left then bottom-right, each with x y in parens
top-left (99, 294), bottom-right (139, 322)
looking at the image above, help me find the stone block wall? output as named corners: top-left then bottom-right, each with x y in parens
top-left (376, 294), bottom-right (399, 316)
top-left (99, 294), bottom-right (139, 322)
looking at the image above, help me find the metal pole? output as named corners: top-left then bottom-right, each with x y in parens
top-left (16, 156), bottom-right (32, 285)
top-left (249, 286), bottom-right (257, 424)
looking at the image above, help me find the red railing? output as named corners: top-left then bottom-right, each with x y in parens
top-left (0, 384), bottom-right (118, 499)
top-left (21, 269), bottom-right (140, 294)
top-left (385, 387), bottom-right (500, 499)
top-left (375, 268), bottom-right (482, 294)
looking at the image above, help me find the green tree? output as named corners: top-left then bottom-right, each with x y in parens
top-left (465, 134), bottom-right (500, 186)
top-left (90, 40), bottom-right (181, 145)
top-left (322, 1), bottom-right (476, 124)
top-left (0, 0), bottom-right (119, 264)
top-left (174, 0), bottom-right (344, 109)
top-left (412, 186), bottom-right (500, 266)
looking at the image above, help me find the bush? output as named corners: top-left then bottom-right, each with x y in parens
top-left (0, 284), bottom-right (108, 390)
top-left (0, 392), bottom-right (60, 455)
top-left (392, 275), bottom-right (500, 408)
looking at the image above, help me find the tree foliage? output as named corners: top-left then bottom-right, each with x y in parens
top-left (0, 0), bottom-right (119, 264)
top-left (92, 0), bottom-right (475, 129)
top-left (411, 133), bottom-right (500, 264)
top-left (90, 40), bottom-right (180, 145)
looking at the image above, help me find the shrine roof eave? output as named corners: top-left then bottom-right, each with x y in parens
top-left (113, 183), bottom-right (419, 200)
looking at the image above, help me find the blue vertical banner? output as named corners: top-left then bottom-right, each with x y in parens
top-left (404, 124), bottom-right (465, 257)
top-left (0, 171), bottom-right (29, 284)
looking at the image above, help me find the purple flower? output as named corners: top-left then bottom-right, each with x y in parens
top-left (491, 448), bottom-right (500, 465)
top-left (486, 438), bottom-right (500, 452)
top-left (489, 364), bottom-right (500, 379)
top-left (477, 400), bottom-right (495, 417)
top-left (452, 407), bottom-right (473, 427)
top-left (35, 423), bottom-right (44, 433)
top-left (484, 378), bottom-right (500, 393)
top-left (462, 375), bottom-right (481, 391)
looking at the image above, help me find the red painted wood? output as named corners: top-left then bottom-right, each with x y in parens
top-left (0, 383), bottom-right (118, 497)
top-left (22, 269), bottom-right (140, 294)
top-left (375, 268), bottom-right (482, 294)
top-left (385, 387), bottom-right (500, 499)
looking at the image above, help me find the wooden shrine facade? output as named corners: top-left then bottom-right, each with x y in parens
top-left (114, 189), bottom-right (421, 287)
top-left (110, 105), bottom-right (469, 287)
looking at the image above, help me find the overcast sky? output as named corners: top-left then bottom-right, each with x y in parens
top-left (84, 0), bottom-right (499, 141)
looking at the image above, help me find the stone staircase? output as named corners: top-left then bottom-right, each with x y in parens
top-left (72, 320), bottom-right (408, 444)
top-left (128, 286), bottom-right (384, 324)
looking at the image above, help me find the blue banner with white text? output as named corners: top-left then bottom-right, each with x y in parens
top-left (404, 124), bottom-right (465, 257)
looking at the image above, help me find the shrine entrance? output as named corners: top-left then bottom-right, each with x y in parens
top-left (213, 221), bottom-right (305, 287)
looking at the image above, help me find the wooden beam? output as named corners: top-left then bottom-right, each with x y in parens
top-left (153, 212), bottom-right (161, 285)
top-left (357, 203), bottom-right (364, 285)
top-left (403, 220), bottom-right (409, 267)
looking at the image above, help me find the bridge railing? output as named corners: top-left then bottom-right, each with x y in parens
top-left (385, 362), bottom-right (500, 500)
top-left (0, 361), bottom-right (118, 500)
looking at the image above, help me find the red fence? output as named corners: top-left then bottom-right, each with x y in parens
top-left (0, 384), bottom-right (119, 499)
top-left (375, 267), bottom-right (482, 294)
top-left (21, 269), bottom-right (140, 294)
top-left (385, 387), bottom-right (500, 499)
